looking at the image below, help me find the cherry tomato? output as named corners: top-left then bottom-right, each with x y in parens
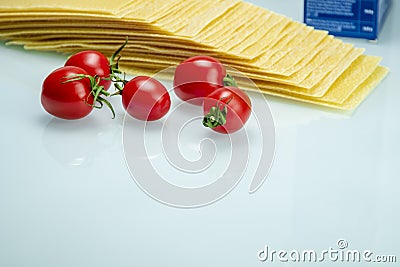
top-left (122, 76), bottom-right (171, 121)
top-left (203, 86), bottom-right (251, 134)
top-left (41, 66), bottom-right (94, 120)
top-left (65, 50), bottom-right (111, 90)
top-left (173, 56), bottom-right (226, 105)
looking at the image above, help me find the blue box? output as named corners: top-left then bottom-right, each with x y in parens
top-left (304, 0), bottom-right (391, 40)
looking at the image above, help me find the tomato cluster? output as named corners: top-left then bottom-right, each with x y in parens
top-left (173, 56), bottom-right (251, 134)
top-left (41, 42), bottom-right (251, 134)
top-left (41, 41), bottom-right (170, 121)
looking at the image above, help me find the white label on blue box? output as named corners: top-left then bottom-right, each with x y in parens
top-left (304, 0), bottom-right (391, 40)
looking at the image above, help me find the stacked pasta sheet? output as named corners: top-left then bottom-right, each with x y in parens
top-left (0, 0), bottom-right (388, 110)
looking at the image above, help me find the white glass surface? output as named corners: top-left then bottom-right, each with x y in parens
top-left (0, 1), bottom-right (399, 266)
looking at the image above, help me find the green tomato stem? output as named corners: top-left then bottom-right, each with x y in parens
top-left (63, 74), bottom-right (115, 119)
top-left (108, 38), bottom-right (129, 94)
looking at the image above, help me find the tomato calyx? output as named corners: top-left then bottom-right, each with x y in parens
top-left (202, 96), bottom-right (233, 128)
top-left (223, 73), bottom-right (238, 87)
top-left (63, 74), bottom-right (115, 119)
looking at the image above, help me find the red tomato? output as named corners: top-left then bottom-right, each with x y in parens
top-left (122, 76), bottom-right (171, 121)
top-left (173, 56), bottom-right (226, 105)
top-left (203, 86), bottom-right (251, 134)
top-left (41, 66), bottom-right (94, 120)
top-left (65, 50), bottom-right (111, 90)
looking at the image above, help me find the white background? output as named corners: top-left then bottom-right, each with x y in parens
top-left (0, 0), bottom-right (399, 266)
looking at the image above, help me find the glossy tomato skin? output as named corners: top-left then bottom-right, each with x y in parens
top-left (122, 76), bottom-right (171, 121)
top-left (203, 86), bottom-right (251, 134)
top-left (41, 66), bottom-right (94, 120)
top-left (173, 56), bottom-right (226, 105)
top-left (65, 50), bottom-right (111, 90)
